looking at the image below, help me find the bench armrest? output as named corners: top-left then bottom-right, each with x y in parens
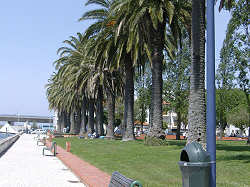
top-left (131, 181), bottom-right (142, 187)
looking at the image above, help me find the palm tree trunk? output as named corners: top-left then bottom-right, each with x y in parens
top-left (106, 91), bottom-right (115, 138)
top-left (69, 112), bottom-right (76, 134)
top-left (57, 111), bottom-right (63, 133)
top-left (61, 111), bottom-right (67, 133)
top-left (149, 97), bottom-right (153, 128)
top-left (75, 108), bottom-right (81, 134)
top-left (65, 112), bottom-right (70, 132)
top-left (80, 97), bottom-right (88, 134)
top-left (219, 125), bottom-right (223, 140)
top-left (88, 98), bottom-right (95, 134)
top-left (96, 87), bottom-right (104, 136)
top-left (219, 121), bottom-right (227, 139)
top-left (147, 39), bottom-right (164, 138)
top-left (187, 0), bottom-right (206, 148)
top-left (123, 54), bottom-right (135, 141)
top-left (145, 13), bottom-right (166, 141)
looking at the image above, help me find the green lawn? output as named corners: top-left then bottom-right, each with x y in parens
top-left (54, 138), bottom-right (250, 187)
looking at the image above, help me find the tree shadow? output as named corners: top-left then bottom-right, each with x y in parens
top-left (217, 154), bottom-right (250, 163)
top-left (166, 140), bottom-right (186, 147)
top-left (216, 143), bottom-right (250, 152)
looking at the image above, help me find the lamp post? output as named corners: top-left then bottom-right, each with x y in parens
top-left (206, 0), bottom-right (216, 186)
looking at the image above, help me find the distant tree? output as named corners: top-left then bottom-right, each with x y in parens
top-left (220, 0), bottom-right (249, 143)
top-left (227, 104), bottom-right (249, 136)
top-left (31, 122), bottom-right (38, 130)
top-left (216, 89), bottom-right (246, 138)
top-left (216, 38), bottom-right (236, 139)
top-left (163, 30), bottom-right (190, 140)
top-left (134, 67), bottom-right (152, 132)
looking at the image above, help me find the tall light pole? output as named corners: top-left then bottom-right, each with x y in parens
top-left (206, 0), bottom-right (216, 186)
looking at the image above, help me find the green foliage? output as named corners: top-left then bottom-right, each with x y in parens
top-left (227, 104), bottom-right (249, 129)
top-left (216, 89), bottom-right (247, 127)
top-left (134, 66), bottom-right (152, 124)
top-left (162, 121), bottom-right (168, 130)
top-left (163, 29), bottom-right (190, 128)
top-left (217, 0), bottom-right (235, 11)
top-left (221, 0), bottom-right (249, 94)
top-left (217, 0), bottom-right (249, 133)
top-left (144, 136), bottom-right (168, 146)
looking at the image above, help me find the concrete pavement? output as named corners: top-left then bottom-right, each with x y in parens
top-left (0, 134), bottom-right (85, 187)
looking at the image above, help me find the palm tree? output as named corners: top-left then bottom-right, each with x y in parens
top-left (187, 0), bottom-right (206, 147)
top-left (111, 0), bottom-right (191, 144)
top-left (79, 96), bottom-right (88, 134)
top-left (96, 87), bottom-right (104, 136)
top-left (53, 33), bottom-right (92, 135)
top-left (46, 72), bottom-right (78, 133)
top-left (218, 0), bottom-right (234, 11)
top-left (81, 0), bottom-right (133, 139)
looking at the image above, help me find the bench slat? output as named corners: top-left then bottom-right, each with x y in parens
top-left (109, 171), bottom-right (141, 187)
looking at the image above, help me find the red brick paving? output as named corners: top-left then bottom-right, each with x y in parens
top-left (46, 141), bottom-right (111, 187)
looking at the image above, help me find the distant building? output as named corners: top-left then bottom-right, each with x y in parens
top-left (134, 120), bottom-right (149, 134)
top-left (0, 123), bottom-right (19, 134)
top-left (223, 125), bottom-right (249, 137)
top-left (163, 111), bottom-right (177, 129)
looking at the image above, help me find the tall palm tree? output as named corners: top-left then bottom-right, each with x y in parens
top-left (187, 0), bottom-right (206, 147)
top-left (81, 0), bottom-right (131, 139)
top-left (96, 87), bottom-right (104, 136)
top-left (111, 0), bottom-right (191, 143)
top-left (53, 33), bottom-right (91, 135)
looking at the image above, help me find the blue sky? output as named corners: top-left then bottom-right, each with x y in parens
top-left (0, 1), bottom-right (230, 116)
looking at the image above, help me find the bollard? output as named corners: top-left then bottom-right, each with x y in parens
top-left (49, 134), bottom-right (53, 142)
top-left (66, 141), bottom-right (71, 152)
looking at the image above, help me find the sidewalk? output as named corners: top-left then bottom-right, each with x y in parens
top-left (46, 140), bottom-right (111, 187)
top-left (0, 134), bottom-right (85, 187)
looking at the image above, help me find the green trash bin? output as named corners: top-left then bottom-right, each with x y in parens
top-left (178, 142), bottom-right (211, 187)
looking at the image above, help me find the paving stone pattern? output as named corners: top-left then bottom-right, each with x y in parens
top-left (0, 134), bottom-right (85, 187)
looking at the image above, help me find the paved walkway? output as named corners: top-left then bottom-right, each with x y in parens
top-left (0, 134), bottom-right (85, 187)
top-left (50, 141), bottom-right (111, 186)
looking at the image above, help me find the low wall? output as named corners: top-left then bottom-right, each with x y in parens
top-left (0, 134), bottom-right (20, 155)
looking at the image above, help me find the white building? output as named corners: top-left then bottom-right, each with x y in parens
top-left (224, 125), bottom-right (249, 137)
top-left (23, 121), bottom-right (31, 130)
top-left (0, 123), bottom-right (19, 134)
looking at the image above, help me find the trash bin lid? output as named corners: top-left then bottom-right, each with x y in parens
top-left (180, 142), bottom-right (210, 162)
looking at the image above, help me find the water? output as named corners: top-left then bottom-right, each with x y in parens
top-left (0, 132), bottom-right (13, 140)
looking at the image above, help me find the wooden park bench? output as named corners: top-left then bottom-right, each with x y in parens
top-left (42, 141), bottom-right (56, 156)
top-left (109, 171), bottom-right (142, 187)
top-left (37, 137), bottom-right (46, 146)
